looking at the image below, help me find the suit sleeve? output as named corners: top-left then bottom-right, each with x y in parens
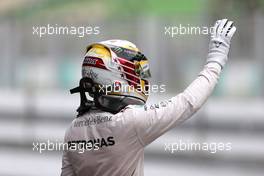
top-left (61, 151), bottom-right (75, 176)
top-left (61, 129), bottom-right (76, 176)
top-left (129, 62), bottom-right (222, 146)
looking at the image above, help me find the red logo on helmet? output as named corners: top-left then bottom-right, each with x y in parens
top-left (83, 56), bottom-right (107, 70)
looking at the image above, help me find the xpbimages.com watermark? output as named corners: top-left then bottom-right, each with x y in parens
top-left (32, 24), bottom-right (100, 37)
top-left (32, 140), bottom-right (98, 154)
top-left (33, 137), bottom-right (115, 154)
top-left (164, 140), bottom-right (232, 154)
top-left (164, 24), bottom-right (215, 38)
top-left (98, 82), bottom-right (166, 96)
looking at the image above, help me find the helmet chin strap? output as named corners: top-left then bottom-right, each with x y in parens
top-left (70, 78), bottom-right (96, 117)
top-left (70, 78), bottom-right (145, 117)
top-left (70, 78), bottom-right (124, 116)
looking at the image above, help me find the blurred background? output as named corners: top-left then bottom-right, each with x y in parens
top-left (0, 0), bottom-right (264, 175)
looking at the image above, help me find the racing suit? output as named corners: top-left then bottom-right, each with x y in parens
top-left (61, 62), bottom-right (222, 176)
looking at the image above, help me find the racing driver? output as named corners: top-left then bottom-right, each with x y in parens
top-left (61, 19), bottom-right (236, 176)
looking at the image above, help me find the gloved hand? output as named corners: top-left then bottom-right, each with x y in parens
top-left (206, 19), bottom-right (236, 68)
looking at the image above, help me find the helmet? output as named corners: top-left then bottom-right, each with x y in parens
top-left (81, 39), bottom-right (151, 113)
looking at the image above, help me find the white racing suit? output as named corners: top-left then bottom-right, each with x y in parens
top-left (61, 62), bottom-right (222, 176)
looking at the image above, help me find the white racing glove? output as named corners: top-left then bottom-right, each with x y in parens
top-left (207, 19), bottom-right (236, 68)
